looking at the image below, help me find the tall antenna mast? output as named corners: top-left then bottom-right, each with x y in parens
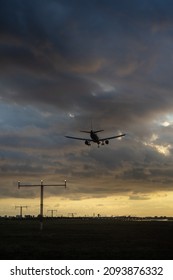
top-left (18, 180), bottom-right (66, 230)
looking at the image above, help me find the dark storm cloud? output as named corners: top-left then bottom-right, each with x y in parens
top-left (1, 0), bottom-right (173, 201)
top-left (1, 0), bottom-right (173, 120)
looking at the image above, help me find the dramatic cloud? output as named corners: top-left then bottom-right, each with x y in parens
top-left (1, 0), bottom-right (173, 216)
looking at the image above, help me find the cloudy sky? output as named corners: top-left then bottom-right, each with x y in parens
top-left (1, 0), bottom-right (173, 217)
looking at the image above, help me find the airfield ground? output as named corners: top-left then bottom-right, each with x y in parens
top-left (0, 218), bottom-right (173, 260)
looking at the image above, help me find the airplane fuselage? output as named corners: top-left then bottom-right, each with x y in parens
top-left (90, 130), bottom-right (100, 143)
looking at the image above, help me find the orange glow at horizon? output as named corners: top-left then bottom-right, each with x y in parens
top-left (1, 191), bottom-right (173, 217)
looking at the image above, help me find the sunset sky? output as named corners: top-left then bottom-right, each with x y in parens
top-left (1, 0), bottom-right (173, 217)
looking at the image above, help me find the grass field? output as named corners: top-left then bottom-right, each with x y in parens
top-left (1, 218), bottom-right (173, 260)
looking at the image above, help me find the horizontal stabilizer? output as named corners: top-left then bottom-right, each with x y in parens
top-left (94, 130), bottom-right (104, 133)
top-left (80, 129), bottom-right (104, 133)
top-left (80, 130), bottom-right (91, 133)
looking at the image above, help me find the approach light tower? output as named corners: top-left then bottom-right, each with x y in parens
top-left (18, 180), bottom-right (66, 230)
top-left (15, 205), bottom-right (28, 217)
top-left (68, 212), bottom-right (77, 218)
top-left (47, 209), bottom-right (57, 217)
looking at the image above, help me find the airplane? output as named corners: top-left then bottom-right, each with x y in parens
top-left (65, 129), bottom-right (126, 147)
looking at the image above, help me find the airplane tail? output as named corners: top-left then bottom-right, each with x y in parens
top-left (80, 119), bottom-right (104, 133)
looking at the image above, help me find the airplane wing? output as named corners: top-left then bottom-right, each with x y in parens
top-left (99, 133), bottom-right (126, 141)
top-left (65, 136), bottom-right (93, 141)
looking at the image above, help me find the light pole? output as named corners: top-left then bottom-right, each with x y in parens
top-left (18, 180), bottom-right (66, 230)
top-left (68, 212), bottom-right (77, 218)
top-left (47, 209), bottom-right (57, 217)
top-left (15, 205), bottom-right (28, 217)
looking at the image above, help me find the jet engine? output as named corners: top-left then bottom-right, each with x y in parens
top-left (105, 139), bottom-right (109, 145)
top-left (85, 140), bottom-right (91, 146)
